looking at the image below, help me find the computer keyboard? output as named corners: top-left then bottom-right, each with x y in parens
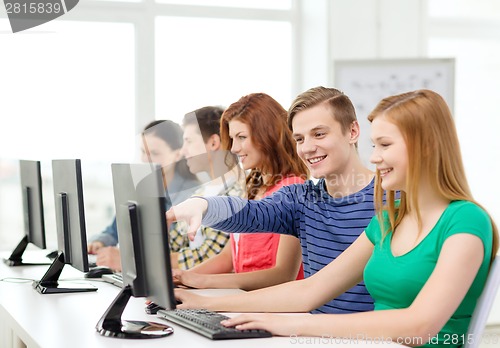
top-left (101, 272), bottom-right (123, 288)
top-left (156, 309), bottom-right (272, 340)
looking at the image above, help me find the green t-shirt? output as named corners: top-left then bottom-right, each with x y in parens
top-left (364, 200), bottom-right (493, 348)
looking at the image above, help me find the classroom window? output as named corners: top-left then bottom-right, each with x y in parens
top-left (155, 16), bottom-right (292, 123)
top-left (0, 3), bottom-right (297, 250)
top-left (0, 19), bottom-right (135, 162)
top-left (93, 0), bottom-right (141, 2)
top-left (0, 19), bottom-right (134, 249)
top-left (428, 0), bottom-right (500, 20)
top-left (155, 0), bottom-right (292, 10)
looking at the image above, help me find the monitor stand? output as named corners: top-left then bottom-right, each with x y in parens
top-left (3, 235), bottom-right (52, 266)
top-left (96, 285), bottom-right (173, 339)
top-left (32, 252), bottom-right (97, 294)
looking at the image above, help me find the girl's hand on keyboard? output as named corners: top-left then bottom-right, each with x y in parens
top-left (221, 313), bottom-right (305, 337)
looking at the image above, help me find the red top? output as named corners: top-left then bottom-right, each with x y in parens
top-left (230, 175), bottom-right (305, 280)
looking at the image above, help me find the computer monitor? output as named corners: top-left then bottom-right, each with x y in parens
top-left (32, 159), bottom-right (97, 294)
top-left (3, 160), bottom-right (51, 266)
top-left (96, 163), bottom-right (175, 339)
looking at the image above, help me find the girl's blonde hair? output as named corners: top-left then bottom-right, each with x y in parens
top-left (368, 89), bottom-right (498, 262)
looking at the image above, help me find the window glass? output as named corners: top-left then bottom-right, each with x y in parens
top-left (155, 0), bottom-right (291, 10)
top-left (90, 0), bottom-right (141, 2)
top-left (0, 20), bottom-right (133, 248)
top-left (0, 19), bottom-right (135, 162)
top-left (428, 0), bottom-right (500, 20)
top-left (155, 16), bottom-right (292, 123)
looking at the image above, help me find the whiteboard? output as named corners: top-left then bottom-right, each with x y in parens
top-left (334, 58), bottom-right (455, 169)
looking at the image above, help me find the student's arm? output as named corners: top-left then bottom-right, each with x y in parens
top-left (87, 218), bottom-right (118, 254)
top-left (177, 234), bottom-right (302, 291)
top-left (95, 246), bottom-right (122, 271)
top-left (87, 241), bottom-right (104, 254)
top-left (167, 197), bottom-right (207, 237)
top-left (168, 186), bottom-right (299, 239)
top-left (220, 233), bottom-right (484, 345)
top-left (175, 232), bottom-right (374, 312)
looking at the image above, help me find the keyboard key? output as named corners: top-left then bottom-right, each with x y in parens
top-left (157, 309), bottom-right (272, 340)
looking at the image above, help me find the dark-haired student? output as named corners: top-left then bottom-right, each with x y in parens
top-left (169, 106), bottom-right (246, 270)
top-left (87, 120), bottom-right (200, 271)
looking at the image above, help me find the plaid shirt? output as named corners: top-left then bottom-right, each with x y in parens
top-left (170, 174), bottom-right (245, 270)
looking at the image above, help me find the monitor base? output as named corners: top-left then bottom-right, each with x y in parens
top-left (3, 258), bottom-right (51, 267)
top-left (32, 252), bottom-right (97, 294)
top-left (32, 280), bottom-right (98, 294)
top-left (4, 235), bottom-right (52, 266)
top-left (97, 320), bottom-right (174, 339)
top-left (96, 285), bottom-right (173, 339)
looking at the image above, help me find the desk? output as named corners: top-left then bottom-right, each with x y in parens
top-left (0, 251), bottom-right (406, 348)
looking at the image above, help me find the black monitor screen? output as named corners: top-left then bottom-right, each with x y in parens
top-left (20, 160), bottom-right (46, 250)
top-left (4, 160), bottom-right (49, 267)
top-left (32, 159), bottom-right (97, 294)
top-left (52, 159), bottom-right (90, 273)
top-left (112, 162), bottom-right (176, 308)
top-left (95, 163), bottom-right (176, 338)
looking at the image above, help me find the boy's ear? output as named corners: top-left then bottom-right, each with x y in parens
top-left (349, 121), bottom-right (361, 145)
top-left (207, 134), bottom-right (221, 150)
top-left (173, 149), bottom-right (183, 162)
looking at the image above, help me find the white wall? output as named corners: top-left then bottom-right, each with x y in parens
top-left (330, 0), bottom-right (424, 66)
top-left (327, 0), bottom-right (500, 232)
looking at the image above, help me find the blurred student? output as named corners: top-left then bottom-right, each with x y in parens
top-left (169, 106), bottom-right (245, 270)
top-left (168, 86), bottom-right (376, 313)
top-left (173, 93), bottom-right (308, 291)
top-left (87, 120), bottom-right (200, 270)
top-left (178, 90), bottom-right (499, 348)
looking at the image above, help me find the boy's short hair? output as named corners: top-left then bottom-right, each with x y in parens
top-left (288, 86), bottom-right (357, 135)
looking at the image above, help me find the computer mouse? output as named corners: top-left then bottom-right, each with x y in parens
top-left (145, 302), bottom-right (165, 315)
top-left (145, 300), bottom-right (182, 314)
top-left (85, 266), bottom-right (114, 279)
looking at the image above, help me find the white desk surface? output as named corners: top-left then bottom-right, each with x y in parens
top-left (0, 250), bottom-right (406, 348)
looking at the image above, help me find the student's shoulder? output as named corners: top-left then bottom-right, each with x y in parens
top-left (446, 200), bottom-right (491, 224)
top-left (440, 200), bottom-right (493, 244)
top-left (364, 214), bottom-right (384, 244)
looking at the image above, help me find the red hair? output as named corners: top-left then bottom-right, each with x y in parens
top-left (221, 93), bottom-right (308, 199)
